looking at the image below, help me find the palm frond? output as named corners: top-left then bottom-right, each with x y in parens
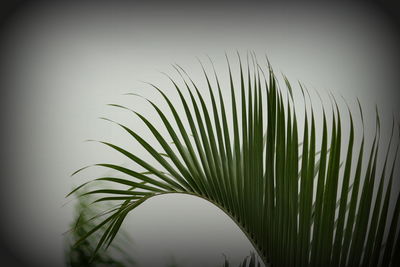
top-left (70, 55), bottom-right (400, 266)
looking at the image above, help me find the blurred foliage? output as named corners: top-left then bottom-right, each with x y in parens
top-left (64, 185), bottom-right (136, 267)
top-left (223, 252), bottom-right (262, 267)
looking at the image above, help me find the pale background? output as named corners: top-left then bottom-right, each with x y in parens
top-left (0, 1), bottom-right (399, 266)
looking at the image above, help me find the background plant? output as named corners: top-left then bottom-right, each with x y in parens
top-left (65, 184), bottom-right (136, 267)
top-left (70, 55), bottom-right (400, 266)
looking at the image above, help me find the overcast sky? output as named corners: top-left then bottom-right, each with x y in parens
top-left (0, 1), bottom-right (399, 266)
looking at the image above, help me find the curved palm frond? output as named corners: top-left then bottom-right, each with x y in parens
top-left (70, 54), bottom-right (400, 266)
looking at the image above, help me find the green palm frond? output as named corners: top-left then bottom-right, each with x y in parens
top-left (70, 55), bottom-right (400, 266)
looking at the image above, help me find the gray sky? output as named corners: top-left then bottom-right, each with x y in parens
top-left (0, 1), bottom-right (399, 266)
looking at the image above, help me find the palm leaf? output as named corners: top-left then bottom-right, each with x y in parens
top-left (70, 54), bottom-right (400, 266)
